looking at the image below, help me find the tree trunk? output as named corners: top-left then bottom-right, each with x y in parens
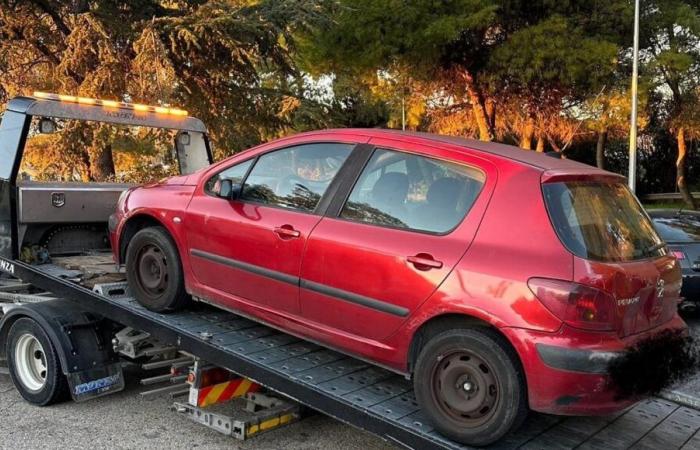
top-left (677, 128), bottom-right (696, 210)
top-left (88, 143), bottom-right (116, 181)
top-left (485, 99), bottom-right (496, 134)
top-left (461, 70), bottom-right (494, 141)
top-left (596, 129), bottom-right (608, 170)
top-left (76, 151), bottom-right (91, 182)
top-left (536, 135), bottom-right (545, 152)
top-left (519, 117), bottom-right (535, 149)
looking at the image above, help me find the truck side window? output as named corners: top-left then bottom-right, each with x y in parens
top-left (205, 159), bottom-right (253, 196)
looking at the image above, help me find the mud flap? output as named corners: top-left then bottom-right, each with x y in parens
top-left (67, 362), bottom-right (125, 402)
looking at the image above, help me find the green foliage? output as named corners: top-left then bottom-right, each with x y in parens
top-left (1, 0), bottom-right (700, 203)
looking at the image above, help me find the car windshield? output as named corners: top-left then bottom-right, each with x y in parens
top-left (652, 215), bottom-right (700, 243)
top-left (543, 181), bottom-right (666, 262)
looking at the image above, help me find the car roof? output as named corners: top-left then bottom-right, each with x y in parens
top-left (295, 128), bottom-right (616, 174)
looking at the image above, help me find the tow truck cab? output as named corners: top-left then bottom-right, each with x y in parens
top-left (0, 93), bottom-right (213, 404)
top-left (0, 93), bottom-right (213, 262)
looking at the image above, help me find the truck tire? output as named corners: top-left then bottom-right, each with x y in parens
top-left (413, 327), bottom-right (527, 446)
top-left (126, 226), bottom-right (189, 312)
top-left (6, 317), bottom-right (70, 406)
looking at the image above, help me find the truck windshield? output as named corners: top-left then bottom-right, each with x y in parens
top-left (543, 181), bottom-right (666, 262)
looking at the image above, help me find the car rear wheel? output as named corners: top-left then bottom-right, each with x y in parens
top-left (126, 226), bottom-right (189, 312)
top-left (6, 318), bottom-right (70, 406)
top-left (414, 327), bottom-right (527, 446)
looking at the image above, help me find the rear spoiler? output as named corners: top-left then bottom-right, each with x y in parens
top-left (541, 169), bottom-right (627, 184)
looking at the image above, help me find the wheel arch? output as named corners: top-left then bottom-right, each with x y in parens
top-left (118, 213), bottom-right (170, 265)
top-left (1, 303), bottom-right (75, 374)
top-left (407, 313), bottom-right (526, 382)
top-left (0, 300), bottom-right (119, 376)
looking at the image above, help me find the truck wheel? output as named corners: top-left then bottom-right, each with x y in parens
top-left (6, 318), bottom-right (70, 406)
top-left (413, 327), bottom-right (527, 446)
top-left (126, 226), bottom-right (189, 312)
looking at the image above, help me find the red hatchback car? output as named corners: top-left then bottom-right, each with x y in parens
top-left (110, 129), bottom-right (687, 446)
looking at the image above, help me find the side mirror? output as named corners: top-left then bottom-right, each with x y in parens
top-left (218, 179), bottom-right (242, 201)
top-left (39, 118), bottom-right (57, 134)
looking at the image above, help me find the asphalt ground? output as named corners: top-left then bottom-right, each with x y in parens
top-left (0, 315), bottom-right (698, 450)
top-left (0, 364), bottom-right (392, 450)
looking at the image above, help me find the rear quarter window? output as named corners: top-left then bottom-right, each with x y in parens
top-left (543, 181), bottom-right (666, 262)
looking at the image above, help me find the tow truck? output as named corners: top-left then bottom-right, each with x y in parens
top-left (0, 93), bottom-right (699, 450)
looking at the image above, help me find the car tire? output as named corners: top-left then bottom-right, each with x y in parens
top-left (413, 327), bottom-right (527, 446)
top-left (126, 226), bottom-right (189, 312)
top-left (6, 317), bottom-right (70, 406)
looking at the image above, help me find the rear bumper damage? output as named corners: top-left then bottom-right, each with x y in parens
top-left (504, 314), bottom-right (698, 415)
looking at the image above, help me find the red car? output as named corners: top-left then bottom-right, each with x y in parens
top-left (110, 129), bottom-right (687, 446)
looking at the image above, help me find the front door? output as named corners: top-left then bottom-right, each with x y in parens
top-left (300, 139), bottom-right (492, 341)
top-left (185, 142), bottom-right (354, 314)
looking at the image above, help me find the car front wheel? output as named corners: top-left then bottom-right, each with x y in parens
top-left (413, 327), bottom-right (527, 446)
top-left (126, 226), bottom-right (189, 312)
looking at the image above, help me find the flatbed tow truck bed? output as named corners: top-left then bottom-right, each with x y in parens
top-left (2, 256), bottom-right (700, 450)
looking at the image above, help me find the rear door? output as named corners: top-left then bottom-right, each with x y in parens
top-left (185, 142), bottom-right (354, 314)
top-left (299, 138), bottom-right (494, 341)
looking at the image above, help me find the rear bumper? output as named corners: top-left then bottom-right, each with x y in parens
top-left (503, 314), bottom-right (691, 415)
top-left (535, 343), bottom-right (618, 374)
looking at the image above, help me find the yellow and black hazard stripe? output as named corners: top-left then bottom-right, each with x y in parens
top-left (247, 413), bottom-right (297, 437)
top-left (196, 378), bottom-right (260, 408)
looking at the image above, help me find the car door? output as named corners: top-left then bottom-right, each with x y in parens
top-left (184, 142), bottom-right (354, 314)
top-left (299, 137), bottom-right (494, 341)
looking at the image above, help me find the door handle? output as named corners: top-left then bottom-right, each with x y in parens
top-left (407, 254), bottom-right (443, 270)
top-left (274, 225), bottom-right (301, 239)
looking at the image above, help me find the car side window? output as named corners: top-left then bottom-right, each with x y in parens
top-left (241, 143), bottom-right (353, 212)
top-left (205, 159), bottom-right (254, 196)
top-left (340, 149), bottom-right (485, 233)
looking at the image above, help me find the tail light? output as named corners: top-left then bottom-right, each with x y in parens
top-left (528, 278), bottom-right (616, 331)
top-left (671, 250), bottom-right (686, 260)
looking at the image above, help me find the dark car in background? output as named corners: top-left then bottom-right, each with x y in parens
top-left (649, 210), bottom-right (700, 310)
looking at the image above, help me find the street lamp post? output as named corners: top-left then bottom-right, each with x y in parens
top-left (628, 0), bottom-right (641, 192)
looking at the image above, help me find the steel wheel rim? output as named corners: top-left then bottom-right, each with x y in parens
top-left (430, 349), bottom-right (500, 427)
top-left (14, 333), bottom-right (48, 392)
top-left (136, 244), bottom-right (168, 297)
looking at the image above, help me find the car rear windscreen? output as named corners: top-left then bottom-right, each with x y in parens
top-left (543, 181), bottom-right (666, 262)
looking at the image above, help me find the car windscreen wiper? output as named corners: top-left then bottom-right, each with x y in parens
top-left (643, 241), bottom-right (666, 256)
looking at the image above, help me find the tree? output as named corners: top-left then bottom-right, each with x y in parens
top-left (0, 0), bottom-right (325, 178)
top-left (299, 0), bottom-right (501, 140)
top-left (642, 0), bottom-right (700, 208)
top-left (582, 87), bottom-right (649, 169)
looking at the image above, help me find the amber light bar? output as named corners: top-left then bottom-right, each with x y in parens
top-left (32, 91), bottom-right (188, 117)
